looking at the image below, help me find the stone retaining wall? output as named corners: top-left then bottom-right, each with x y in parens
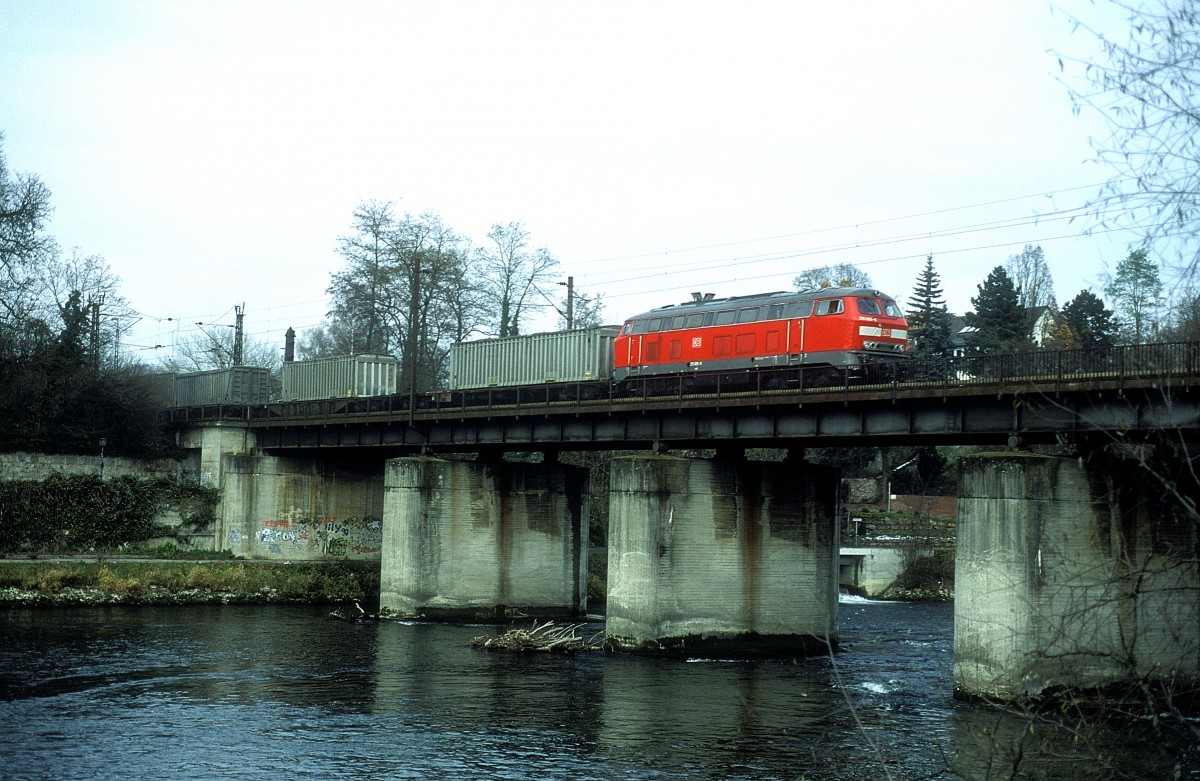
top-left (0, 452), bottom-right (180, 482)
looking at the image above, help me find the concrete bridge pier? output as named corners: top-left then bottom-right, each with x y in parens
top-left (178, 424), bottom-right (386, 560)
top-left (605, 454), bottom-right (839, 656)
top-left (954, 452), bottom-right (1200, 703)
top-left (380, 456), bottom-right (589, 619)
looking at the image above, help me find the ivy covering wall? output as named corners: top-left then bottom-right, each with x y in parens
top-left (0, 475), bottom-right (218, 555)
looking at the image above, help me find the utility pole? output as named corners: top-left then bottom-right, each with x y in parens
top-left (232, 304), bottom-right (245, 366)
top-left (89, 293), bottom-right (105, 370)
top-left (558, 276), bottom-right (574, 330)
top-left (407, 253), bottom-right (421, 424)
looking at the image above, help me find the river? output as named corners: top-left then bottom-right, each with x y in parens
top-left (0, 599), bottom-right (1194, 780)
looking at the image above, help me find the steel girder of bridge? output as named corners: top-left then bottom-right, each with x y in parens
top-left (237, 378), bottom-right (1199, 455)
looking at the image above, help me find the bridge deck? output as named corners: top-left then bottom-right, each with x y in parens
top-left (165, 342), bottom-right (1200, 453)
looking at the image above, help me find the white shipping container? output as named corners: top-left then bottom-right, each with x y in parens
top-left (282, 354), bottom-right (399, 401)
top-left (449, 326), bottom-right (619, 389)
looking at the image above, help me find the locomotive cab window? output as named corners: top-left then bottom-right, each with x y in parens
top-left (622, 322), bottom-right (634, 335)
top-left (766, 304), bottom-right (785, 320)
top-left (815, 299), bottom-right (844, 315)
top-left (856, 298), bottom-right (882, 316)
top-left (884, 301), bottom-right (902, 317)
top-left (648, 318), bottom-right (664, 332)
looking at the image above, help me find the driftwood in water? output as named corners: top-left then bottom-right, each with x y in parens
top-left (471, 620), bottom-right (604, 653)
top-left (328, 601), bottom-right (389, 622)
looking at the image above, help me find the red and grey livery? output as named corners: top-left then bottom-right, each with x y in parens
top-left (612, 287), bottom-right (908, 381)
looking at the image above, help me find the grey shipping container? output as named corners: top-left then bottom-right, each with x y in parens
top-left (174, 366), bottom-right (271, 406)
top-left (449, 326), bottom-right (619, 389)
top-left (146, 372), bottom-right (178, 408)
top-left (282, 353), bottom-right (398, 401)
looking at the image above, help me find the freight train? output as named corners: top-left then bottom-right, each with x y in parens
top-left (451, 287), bottom-right (909, 392)
top-left (165, 287), bottom-right (910, 406)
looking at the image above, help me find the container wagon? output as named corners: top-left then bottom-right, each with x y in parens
top-left (281, 353), bottom-right (399, 401)
top-left (173, 366), bottom-right (272, 406)
top-left (449, 326), bottom-right (619, 390)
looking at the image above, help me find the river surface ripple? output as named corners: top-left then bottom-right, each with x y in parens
top-left (0, 599), bottom-right (1194, 780)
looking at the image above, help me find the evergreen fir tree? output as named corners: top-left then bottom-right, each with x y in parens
top-left (905, 255), bottom-right (953, 358)
top-left (965, 266), bottom-right (1030, 354)
top-left (1061, 290), bottom-right (1119, 348)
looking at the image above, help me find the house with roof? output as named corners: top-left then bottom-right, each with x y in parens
top-left (948, 306), bottom-right (1066, 356)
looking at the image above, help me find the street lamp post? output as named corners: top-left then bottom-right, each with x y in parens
top-left (99, 437), bottom-right (107, 480)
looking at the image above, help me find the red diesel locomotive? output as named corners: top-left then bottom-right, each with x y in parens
top-left (612, 287), bottom-right (908, 382)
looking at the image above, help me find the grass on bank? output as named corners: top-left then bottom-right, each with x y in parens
top-left (0, 559), bottom-right (380, 603)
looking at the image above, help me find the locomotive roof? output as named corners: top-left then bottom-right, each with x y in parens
top-left (626, 287), bottom-right (894, 320)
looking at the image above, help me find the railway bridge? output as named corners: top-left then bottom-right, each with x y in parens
top-left (168, 342), bottom-right (1200, 703)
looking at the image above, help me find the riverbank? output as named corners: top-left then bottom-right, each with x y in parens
top-left (0, 558), bottom-right (379, 607)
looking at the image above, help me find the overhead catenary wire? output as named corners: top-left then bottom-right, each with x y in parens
top-left (129, 181), bottom-right (1143, 359)
top-left (573, 179), bottom-right (1127, 271)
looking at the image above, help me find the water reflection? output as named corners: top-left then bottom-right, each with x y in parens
top-left (1, 604), bottom-right (1195, 780)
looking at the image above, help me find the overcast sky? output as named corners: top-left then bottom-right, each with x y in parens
top-left (0, 1), bottom-right (1141, 361)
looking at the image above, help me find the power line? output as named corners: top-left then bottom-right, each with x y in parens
top-left (596, 220), bottom-right (1154, 304)
top-left (587, 203), bottom-right (1130, 292)
top-left (128, 183), bottom-right (1144, 360)
top-left (574, 180), bottom-right (1123, 270)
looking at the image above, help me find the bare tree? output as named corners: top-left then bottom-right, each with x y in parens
top-left (0, 133), bottom-right (56, 328)
top-left (159, 328), bottom-right (280, 373)
top-left (323, 204), bottom-right (484, 389)
top-left (1059, 1), bottom-right (1200, 279)
top-left (40, 249), bottom-right (136, 367)
top-left (792, 263), bottom-right (872, 290)
top-left (297, 317), bottom-right (358, 360)
top-left (1162, 279), bottom-right (1200, 340)
top-left (1106, 247), bottom-right (1164, 342)
top-left (559, 290), bottom-right (607, 330)
top-left (1005, 244), bottom-right (1056, 309)
top-left (327, 201), bottom-right (398, 355)
top-left (478, 221), bottom-right (560, 337)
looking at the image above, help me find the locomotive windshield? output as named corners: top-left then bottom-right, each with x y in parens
top-left (857, 298), bottom-right (882, 315)
top-left (857, 297), bottom-right (903, 317)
